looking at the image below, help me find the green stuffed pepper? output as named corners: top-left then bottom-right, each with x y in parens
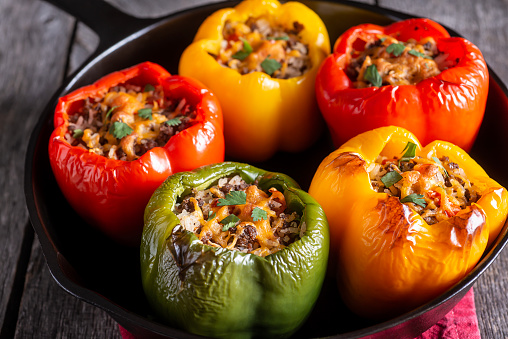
top-left (141, 162), bottom-right (329, 339)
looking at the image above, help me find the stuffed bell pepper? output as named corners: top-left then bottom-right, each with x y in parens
top-left (315, 18), bottom-right (489, 151)
top-left (141, 162), bottom-right (329, 339)
top-left (179, 0), bottom-right (330, 161)
top-left (308, 126), bottom-right (508, 319)
top-left (48, 62), bottom-right (224, 246)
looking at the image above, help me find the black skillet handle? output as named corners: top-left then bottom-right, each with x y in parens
top-left (43, 0), bottom-right (159, 52)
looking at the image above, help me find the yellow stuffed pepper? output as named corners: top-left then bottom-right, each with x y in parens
top-left (309, 126), bottom-right (508, 319)
top-left (179, 0), bottom-right (330, 161)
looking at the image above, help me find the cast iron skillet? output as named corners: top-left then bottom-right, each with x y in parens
top-left (24, 0), bottom-right (508, 338)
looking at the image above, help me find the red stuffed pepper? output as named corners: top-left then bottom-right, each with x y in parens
top-left (315, 18), bottom-right (489, 151)
top-left (48, 62), bottom-right (224, 246)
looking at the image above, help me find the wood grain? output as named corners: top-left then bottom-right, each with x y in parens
top-left (15, 241), bottom-right (121, 338)
top-left (0, 0), bottom-right (73, 337)
top-left (5, 0), bottom-right (508, 338)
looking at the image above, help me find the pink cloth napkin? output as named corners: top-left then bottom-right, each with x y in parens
top-left (119, 288), bottom-right (480, 339)
top-left (416, 288), bottom-right (480, 339)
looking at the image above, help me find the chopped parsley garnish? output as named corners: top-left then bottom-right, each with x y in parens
top-left (251, 207), bottom-right (268, 221)
top-left (144, 84), bottom-right (155, 92)
top-left (408, 49), bottom-right (432, 59)
top-left (72, 129), bottom-right (83, 139)
top-left (400, 194), bottom-right (427, 208)
top-left (386, 43), bottom-right (406, 57)
top-left (267, 35), bottom-right (289, 41)
top-left (105, 106), bottom-right (118, 120)
top-left (220, 214), bottom-right (241, 231)
top-left (217, 190), bottom-right (247, 206)
top-left (400, 142), bottom-right (417, 163)
top-left (165, 117), bottom-right (183, 127)
top-left (364, 64), bottom-right (382, 87)
top-left (381, 171), bottom-right (403, 188)
top-left (138, 108), bottom-right (152, 120)
top-left (109, 121), bottom-right (133, 139)
top-left (432, 156), bottom-right (449, 178)
top-left (261, 56), bottom-right (282, 76)
top-left (232, 38), bottom-right (253, 61)
top-left (207, 211), bottom-right (216, 221)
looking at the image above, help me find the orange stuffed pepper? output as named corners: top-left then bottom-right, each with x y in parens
top-left (309, 126), bottom-right (508, 319)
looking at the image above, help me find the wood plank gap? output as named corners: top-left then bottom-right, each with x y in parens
top-left (62, 20), bottom-right (78, 83)
top-left (0, 221), bottom-right (34, 339)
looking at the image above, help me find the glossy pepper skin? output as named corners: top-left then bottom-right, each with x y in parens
top-left (141, 162), bottom-right (329, 339)
top-left (308, 126), bottom-right (508, 319)
top-left (48, 62), bottom-right (224, 246)
top-left (179, 0), bottom-right (330, 161)
top-left (315, 18), bottom-right (489, 152)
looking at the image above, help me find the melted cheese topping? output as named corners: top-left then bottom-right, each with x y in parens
top-left (66, 85), bottom-right (193, 161)
top-left (215, 16), bottom-right (311, 79)
top-left (175, 176), bottom-right (303, 257)
top-left (368, 155), bottom-right (484, 224)
top-left (348, 35), bottom-right (442, 87)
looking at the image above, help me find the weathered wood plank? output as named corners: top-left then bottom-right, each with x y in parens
top-left (0, 0), bottom-right (74, 336)
top-left (15, 241), bottom-right (122, 338)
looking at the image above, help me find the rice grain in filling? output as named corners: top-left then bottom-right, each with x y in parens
top-left (348, 35), bottom-right (446, 88)
top-left (213, 16), bottom-right (311, 79)
top-left (174, 175), bottom-right (304, 257)
top-left (65, 84), bottom-right (196, 161)
top-left (368, 154), bottom-right (485, 224)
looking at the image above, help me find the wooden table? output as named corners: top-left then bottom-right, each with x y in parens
top-left (2, 0), bottom-right (508, 337)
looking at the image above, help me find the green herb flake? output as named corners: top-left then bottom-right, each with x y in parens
top-left (408, 49), bottom-right (432, 59)
top-left (144, 84), bottom-right (155, 92)
top-left (109, 121), bottom-right (133, 139)
top-left (364, 64), bottom-right (382, 87)
top-left (251, 207), bottom-right (268, 221)
top-left (400, 194), bottom-right (427, 208)
top-left (207, 211), bottom-right (216, 221)
top-left (261, 56), bottom-right (282, 76)
top-left (432, 156), bottom-right (449, 178)
top-left (217, 190), bottom-right (247, 206)
top-left (105, 106), bottom-right (118, 120)
top-left (72, 129), bottom-right (83, 139)
top-left (381, 171), bottom-right (403, 188)
top-left (138, 108), bottom-right (153, 120)
top-left (379, 37), bottom-right (387, 43)
top-left (400, 142), bottom-right (417, 163)
top-left (220, 214), bottom-right (241, 231)
top-left (386, 43), bottom-right (406, 57)
top-left (267, 35), bottom-right (289, 41)
top-left (232, 38), bottom-right (253, 61)
top-left (165, 117), bottom-right (183, 127)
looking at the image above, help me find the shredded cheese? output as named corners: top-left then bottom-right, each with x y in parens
top-left (66, 84), bottom-right (194, 161)
top-left (215, 16), bottom-right (311, 79)
top-left (369, 155), bottom-right (484, 224)
top-left (175, 176), bottom-right (302, 257)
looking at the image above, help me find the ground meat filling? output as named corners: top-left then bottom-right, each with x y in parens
top-left (174, 175), bottom-right (305, 257)
top-left (368, 153), bottom-right (484, 225)
top-left (65, 84), bottom-right (196, 161)
top-left (347, 35), bottom-right (445, 88)
top-left (212, 16), bottom-right (311, 79)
